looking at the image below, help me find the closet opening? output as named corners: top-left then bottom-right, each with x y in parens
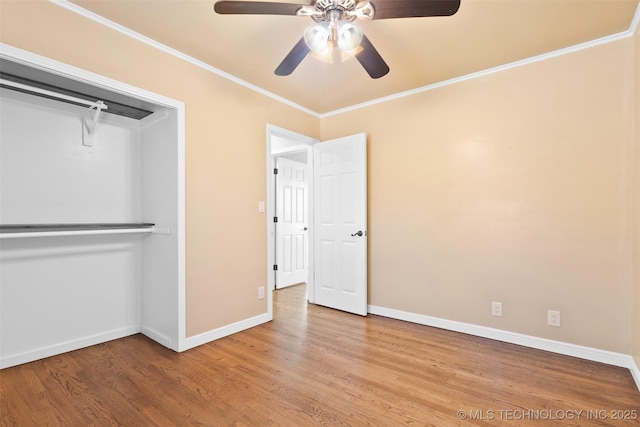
top-left (0, 50), bottom-right (186, 369)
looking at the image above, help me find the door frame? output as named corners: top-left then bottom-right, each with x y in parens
top-left (266, 125), bottom-right (318, 315)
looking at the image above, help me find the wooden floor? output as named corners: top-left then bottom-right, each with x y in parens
top-left (2, 284), bottom-right (639, 426)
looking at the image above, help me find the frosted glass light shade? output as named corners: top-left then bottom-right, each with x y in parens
top-left (337, 22), bottom-right (363, 52)
top-left (304, 23), bottom-right (330, 53)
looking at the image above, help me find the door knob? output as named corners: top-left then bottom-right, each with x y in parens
top-left (351, 230), bottom-right (364, 237)
top-left (303, 227), bottom-right (308, 231)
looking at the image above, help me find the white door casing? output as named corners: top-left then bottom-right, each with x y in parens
top-left (266, 125), bottom-right (316, 308)
top-left (313, 133), bottom-right (368, 316)
top-left (275, 157), bottom-right (309, 288)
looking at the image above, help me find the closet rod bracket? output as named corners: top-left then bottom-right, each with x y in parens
top-left (0, 77), bottom-right (108, 148)
top-left (83, 100), bottom-right (107, 147)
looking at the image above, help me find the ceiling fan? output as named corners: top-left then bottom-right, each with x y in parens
top-left (214, 0), bottom-right (461, 79)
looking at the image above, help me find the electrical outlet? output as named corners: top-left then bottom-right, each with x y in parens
top-left (258, 286), bottom-right (265, 300)
top-left (548, 310), bottom-right (561, 327)
top-left (491, 301), bottom-right (502, 317)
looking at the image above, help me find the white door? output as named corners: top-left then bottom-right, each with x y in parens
top-left (276, 157), bottom-right (309, 288)
top-left (313, 133), bottom-right (367, 316)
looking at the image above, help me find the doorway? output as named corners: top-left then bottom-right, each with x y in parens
top-left (266, 125), bottom-right (368, 319)
top-left (266, 125), bottom-right (317, 310)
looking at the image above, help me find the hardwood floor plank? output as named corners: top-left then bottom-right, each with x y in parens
top-left (1, 283), bottom-right (639, 426)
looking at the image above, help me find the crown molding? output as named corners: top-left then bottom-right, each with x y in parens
top-left (50, 0), bottom-right (640, 119)
top-left (48, 0), bottom-right (320, 118)
top-left (321, 29), bottom-right (636, 117)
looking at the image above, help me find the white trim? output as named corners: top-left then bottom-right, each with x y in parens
top-left (0, 326), bottom-right (140, 369)
top-left (49, 1), bottom-right (640, 118)
top-left (140, 325), bottom-right (173, 349)
top-left (630, 358), bottom-right (640, 391)
top-left (0, 44), bottom-right (182, 109)
top-left (368, 305), bottom-right (640, 392)
top-left (176, 96), bottom-right (187, 353)
top-left (48, 0), bottom-right (319, 118)
top-left (320, 30), bottom-right (633, 118)
top-left (266, 125), bottom-right (318, 312)
top-left (182, 313), bottom-right (272, 351)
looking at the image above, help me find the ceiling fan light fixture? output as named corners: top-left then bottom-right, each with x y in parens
top-left (310, 45), bottom-right (336, 63)
top-left (350, 1), bottom-right (375, 20)
top-left (337, 22), bottom-right (363, 52)
top-left (304, 22), bottom-right (330, 54)
top-left (296, 5), bottom-right (322, 17)
top-left (341, 45), bottom-right (363, 61)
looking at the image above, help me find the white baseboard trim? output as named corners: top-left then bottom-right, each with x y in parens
top-left (0, 325), bottom-right (140, 369)
top-left (1, 312), bottom-right (272, 368)
top-left (630, 357), bottom-right (640, 391)
top-left (181, 312), bottom-right (272, 352)
top-left (140, 325), bottom-right (173, 350)
top-left (368, 305), bottom-right (640, 391)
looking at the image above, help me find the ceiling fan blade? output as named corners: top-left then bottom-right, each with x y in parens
top-left (355, 35), bottom-right (389, 79)
top-left (370, 0), bottom-right (460, 19)
top-left (214, 1), bottom-right (304, 15)
top-left (275, 38), bottom-right (311, 76)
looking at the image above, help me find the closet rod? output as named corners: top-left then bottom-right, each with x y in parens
top-left (0, 78), bottom-right (108, 111)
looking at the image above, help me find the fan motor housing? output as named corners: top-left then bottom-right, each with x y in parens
top-left (311, 0), bottom-right (359, 22)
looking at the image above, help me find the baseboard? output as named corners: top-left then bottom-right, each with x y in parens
top-left (140, 325), bottom-right (173, 350)
top-left (368, 305), bottom-right (640, 392)
top-left (0, 325), bottom-right (140, 369)
top-left (630, 357), bottom-right (640, 391)
top-left (182, 312), bottom-right (272, 351)
top-left (0, 312), bottom-right (271, 368)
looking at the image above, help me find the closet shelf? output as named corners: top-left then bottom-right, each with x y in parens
top-left (0, 223), bottom-right (155, 239)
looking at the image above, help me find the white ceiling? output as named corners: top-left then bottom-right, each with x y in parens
top-left (69, 0), bottom-right (640, 114)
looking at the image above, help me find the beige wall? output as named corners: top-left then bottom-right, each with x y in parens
top-left (322, 39), bottom-right (635, 353)
top-left (0, 1), bottom-right (319, 337)
top-left (632, 24), bottom-right (640, 369)
top-left (1, 1), bottom-right (638, 357)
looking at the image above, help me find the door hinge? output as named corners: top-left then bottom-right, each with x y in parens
top-left (273, 216), bottom-right (278, 223)
top-left (273, 168), bottom-right (278, 175)
top-left (273, 264), bottom-right (278, 271)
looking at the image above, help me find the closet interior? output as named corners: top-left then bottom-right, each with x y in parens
top-left (0, 57), bottom-right (185, 368)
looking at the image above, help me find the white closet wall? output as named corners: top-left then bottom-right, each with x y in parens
top-left (0, 59), bottom-right (184, 368)
top-left (141, 109), bottom-right (181, 349)
top-left (0, 90), bottom-right (143, 223)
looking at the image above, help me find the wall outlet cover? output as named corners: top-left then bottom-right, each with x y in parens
top-left (491, 301), bottom-right (503, 317)
top-left (548, 310), bottom-right (561, 327)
